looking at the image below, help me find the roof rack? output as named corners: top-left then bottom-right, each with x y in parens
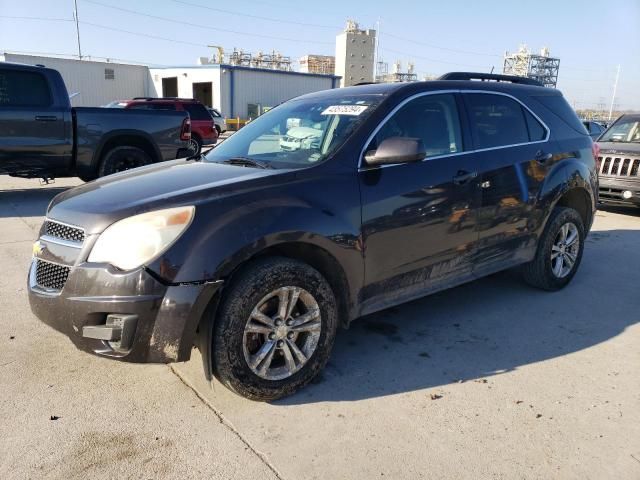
top-left (438, 72), bottom-right (543, 87)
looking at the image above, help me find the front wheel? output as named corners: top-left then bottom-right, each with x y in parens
top-left (212, 257), bottom-right (338, 401)
top-left (522, 207), bottom-right (585, 291)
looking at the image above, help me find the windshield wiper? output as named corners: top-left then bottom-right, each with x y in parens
top-left (221, 157), bottom-right (272, 169)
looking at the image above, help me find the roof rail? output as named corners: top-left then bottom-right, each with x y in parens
top-left (438, 72), bottom-right (543, 87)
top-left (132, 97), bottom-right (198, 101)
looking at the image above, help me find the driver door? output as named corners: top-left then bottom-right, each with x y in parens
top-left (358, 93), bottom-right (481, 313)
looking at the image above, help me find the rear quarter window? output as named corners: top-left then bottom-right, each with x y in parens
top-left (465, 93), bottom-right (530, 149)
top-left (529, 94), bottom-right (588, 135)
top-left (0, 69), bottom-right (51, 107)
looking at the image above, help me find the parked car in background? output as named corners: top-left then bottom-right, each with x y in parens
top-left (279, 126), bottom-right (323, 151)
top-left (29, 72), bottom-right (597, 401)
top-left (595, 114), bottom-right (640, 207)
top-left (109, 98), bottom-right (218, 154)
top-left (582, 120), bottom-right (606, 140)
top-left (207, 107), bottom-right (226, 135)
top-left (0, 63), bottom-right (192, 181)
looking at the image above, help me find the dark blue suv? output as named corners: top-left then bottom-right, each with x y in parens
top-left (29, 72), bottom-right (597, 400)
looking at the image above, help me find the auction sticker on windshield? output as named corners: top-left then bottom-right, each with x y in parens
top-left (321, 105), bottom-right (368, 116)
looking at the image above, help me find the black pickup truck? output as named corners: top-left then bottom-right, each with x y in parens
top-left (0, 62), bottom-right (192, 181)
top-left (596, 114), bottom-right (640, 207)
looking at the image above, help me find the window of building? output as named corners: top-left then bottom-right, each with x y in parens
top-left (0, 69), bottom-right (51, 106)
top-left (104, 68), bottom-right (115, 80)
top-left (465, 93), bottom-right (530, 149)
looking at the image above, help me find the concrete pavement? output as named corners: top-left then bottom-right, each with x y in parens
top-left (1, 176), bottom-right (638, 479)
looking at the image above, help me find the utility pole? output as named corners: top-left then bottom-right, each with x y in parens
top-left (608, 64), bottom-right (620, 121)
top-left (73, 0), bottom-right (82, 60)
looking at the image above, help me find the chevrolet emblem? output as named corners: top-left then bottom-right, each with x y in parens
top-left (32, 241), bottom-right (45, 257)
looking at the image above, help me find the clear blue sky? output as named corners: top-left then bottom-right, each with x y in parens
top-left (1, 0), bottom-right (638, 110)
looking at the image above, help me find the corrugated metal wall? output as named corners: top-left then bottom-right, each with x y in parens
top-left (230, 69), bottom-right (335, 118)
top-left (1, 54), bottom-right (150, 106)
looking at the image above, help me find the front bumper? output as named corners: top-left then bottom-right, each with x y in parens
top-left (28, 260), bottom-right (222, 363)
top-left (598, 176), bottom-right (640, 207)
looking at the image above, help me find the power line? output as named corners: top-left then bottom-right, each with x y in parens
top-left (80, 20), bottom-right (210, 48)
top-left (0, 15), bottom-right (73, 22)
top-left (381, 32), bottom-right (501, 58)
top-left (170, 0), bottom-right (338, 29)
top-left (381, 47), bottom-right (492, 70)
top-left (82, 0), bottom-right (334, 43)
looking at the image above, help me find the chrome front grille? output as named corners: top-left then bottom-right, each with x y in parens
top-left (35, 260), bottom-right (70, 291)
top-left (44, 220), bottom-right (85, 243)
top-left (598, 155), bottom-right (640, 178)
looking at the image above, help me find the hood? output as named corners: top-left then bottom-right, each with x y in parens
top-left (286, 127), bottom-right (322, 139)
top-left (48, 159), bottom-right (287, 234)
top-left (597, 141), bottom-right (640, 156)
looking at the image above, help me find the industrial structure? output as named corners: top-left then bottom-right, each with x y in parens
top-left (375, 60), bottom-right (418, 83)
top-left (299, 55), bottom-right (335, 75)
top-left (335, 20), bottom-right (376, 87)
top-left (503, 45), bottom-right (560, 88)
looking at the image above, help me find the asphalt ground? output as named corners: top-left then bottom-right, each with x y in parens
top-left (1, 175), bottom-right (638, 479)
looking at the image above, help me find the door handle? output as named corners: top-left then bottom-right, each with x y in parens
top-left (35, 115), bottom-right (58, 122)
top-left (535, 150), bottom-right (553, 163)
top-left (453, 170), bottom-right (478, 185)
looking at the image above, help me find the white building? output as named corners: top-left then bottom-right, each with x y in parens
top-left (0, 52), bottom-right (340, 118)
top-left (335, 20), bottom-right (376, 88)
top-left (149, 64), bottom-right (339, 118)
top-left (0, 52), bottom-right (152, 106)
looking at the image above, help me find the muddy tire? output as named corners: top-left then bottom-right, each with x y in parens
top-left (98, 146), bottom-right (152, 177)
top-left (212, 257), bottom-right (338, 401)
top-left (522, 207), bottom-right (585, 291)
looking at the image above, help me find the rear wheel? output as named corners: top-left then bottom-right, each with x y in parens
top-left (522, 207), bottom-right (585, 291)
top-left (212, 257), bottom-right (338, 401)
top-left (188, 136), bottom-right (202, 156)
top-left (98, 146), bottom-right (152, 177)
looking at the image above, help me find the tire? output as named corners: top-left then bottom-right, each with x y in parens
top-left (212, 257), bottom-right (338, 401)
top-left (98, 146), bottom-right (152, 177)
top-left (77, 172), bottom-right (97, 183)
top-left (522, 207), bottom-right (585, 291)
top-left (188, 136), bottom-right (202, 156)
top-left (215, 124), bottom-right (221, 135)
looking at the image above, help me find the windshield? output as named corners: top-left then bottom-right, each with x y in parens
top-left (205, 94), bottom-right (384, 169)
top-left (599, 118), bottom-right (640, 143)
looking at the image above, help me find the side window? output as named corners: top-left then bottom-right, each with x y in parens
top-left (523, 107), bottom-right (547, 141)
top-left (368, 94), bottom-right (463, 157)
top-left (466, 93), bottom-right (530, 149)
top-left (128, 103), bottom-right (152, 110)
top-left (183, 103), bottom-right (211, 120)
top-left (151, 103), bottom-right (176, 110)
top-left (0, 69), bottom-right (51, 107)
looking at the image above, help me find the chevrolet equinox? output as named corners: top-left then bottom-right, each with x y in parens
top-left (29, 73), bottom-right (598, 400)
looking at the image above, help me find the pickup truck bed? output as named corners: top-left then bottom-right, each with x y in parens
top-left (0, 62), bottom-right (191, 180)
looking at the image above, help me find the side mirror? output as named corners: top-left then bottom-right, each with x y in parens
top-left (364, 137), bottom-right (426, 166)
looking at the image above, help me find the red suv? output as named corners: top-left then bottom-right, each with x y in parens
top-left (112, 98), bottom-right (218, 154)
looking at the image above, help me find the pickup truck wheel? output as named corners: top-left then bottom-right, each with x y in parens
top-left (521, 207), bottom-right (585, 291)
top-left (215, 125), bottom-right (221, 135)
top-left (212, 257), bottom-right (338, 401)
top-left (99, 146), bottom-right (152, 177)
top-left (188, 137), bottom-right (202, 156)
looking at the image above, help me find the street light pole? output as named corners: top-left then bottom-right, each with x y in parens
top-left (608, 64), bottom-right (620, 121)
top-left (73, 0), bottom-right (82, 60)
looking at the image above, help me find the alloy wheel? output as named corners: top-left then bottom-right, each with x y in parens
top-left (550, 222), bottom-right (580, 278)
top-left (242, 286), bottom-right (321, 381)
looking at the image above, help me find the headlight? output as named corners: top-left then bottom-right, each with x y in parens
top-left (88, 206), bottom-right (195, 270)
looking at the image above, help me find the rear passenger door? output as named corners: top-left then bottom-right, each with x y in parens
top-left (359, 93), bottom-right (481, 312)
top-left (462, 92), bottom-right (551, 275)
top-left (0, 68), bottom-right (70, 175)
